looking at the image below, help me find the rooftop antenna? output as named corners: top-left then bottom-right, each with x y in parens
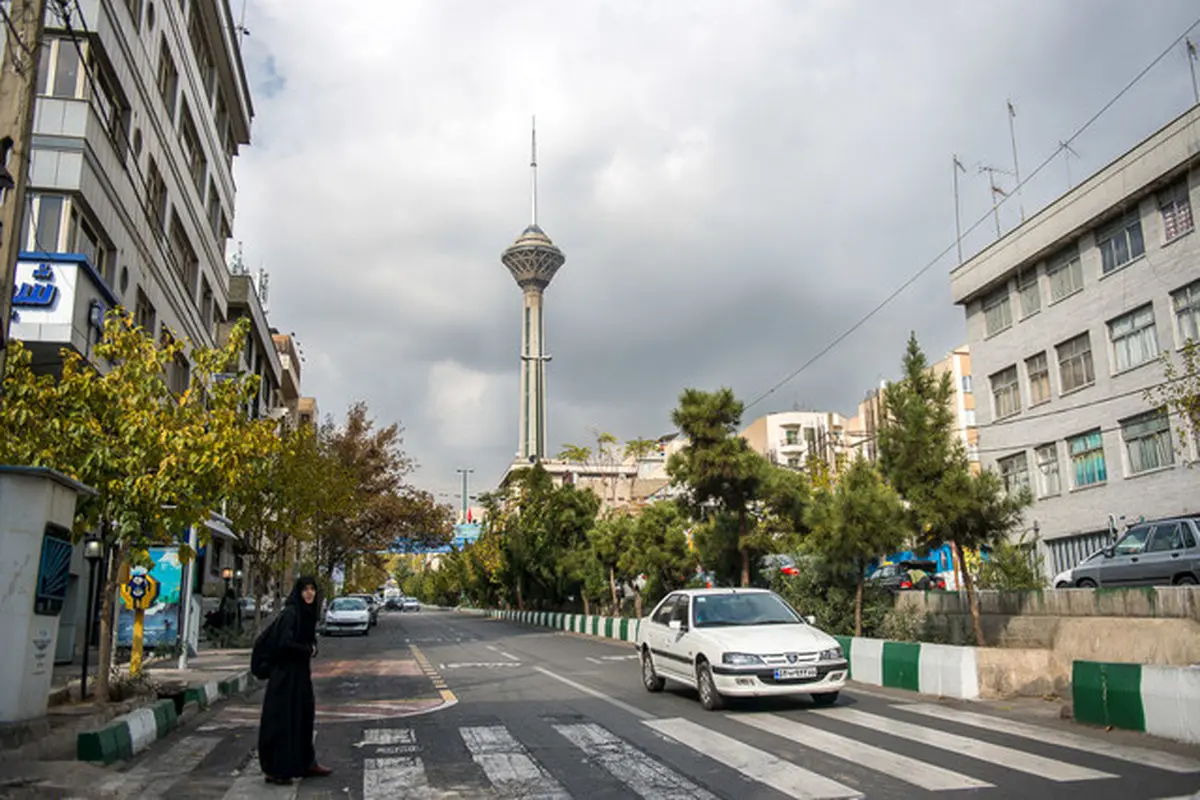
top-left (530, 115), bottom-right (538, 227)
top-left (1058, 140), bottom-right (1080, 191)
top-left (235, 0), bottom-right (250, 45)
top-left (257, 267), bottom-right (269, 312)
top-left (1187, 38), bottom-right (1199, 105)
top-left (229, 240), bottom-right (247, 275)
top-left (978, 163), bottom-right (1013, 239)
top-left (952, 154), bottom-right (966, 265)
top-left (1006, 99), bottom-right (1025, 222)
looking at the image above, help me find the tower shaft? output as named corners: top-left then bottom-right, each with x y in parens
top-left (519, 287), bottom-right (548, 461)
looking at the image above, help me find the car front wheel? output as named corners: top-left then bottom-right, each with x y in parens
top-left (696, 661), bottom-right (724, 711)
top-left (642, 649), bottom-right (665, 693)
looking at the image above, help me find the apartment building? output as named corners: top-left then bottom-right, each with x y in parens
top-left (950, 104), bottom-right (1200, 577)
top-left (741, 410), bottom-right (847, 472)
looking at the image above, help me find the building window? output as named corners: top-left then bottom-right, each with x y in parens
top-left (1057, 333), bottom-right (1094, 393)
top-left (997, 453), bottom-right (1030, 496)
top-left (982, 286), bottom-right (1012, 337)
top-left (961, 375), bottom-right (972, 394)
top-left (1097, 210), bottom-right (1145, 274)
top-left (178, 101), bottom-right (206, 196)
top-left (133, 288), bottom-right (156, 334)
top-left (1068, 430), bottom-right (1107, 488)
top-left (22, 194), bottom-right (65, 252)
top-left (187, 4), bottom-right (217, 99)
top-left (1160, 181), bottom-right (1194, 242)
top-left (1047, 245), bottom-right (1083, 302)
top-left (36, 39), bottom-right (83, 99)
top-left (990, 365), bottom-right (1020, 419)
top-left (1034, 443), bottom-right (1061, 498)
top-left (1016, 268), bottom-right (1040, 319)
top-left (156, 36), bottom-right (178, 121)
top-left (1025, 352), bottom-right (1051, 406)
top-left (1173, 279), bottom-right (1200, 344)
top-left (784, 428), bottom-right (798, 445)
top-left (804, 427), bottom-right (818, 454)
top-left (169, 212), bottom-right (198, 296)
top-left (124, 0), bottom-right (143, 29)
top-left (1121, 409), bottom-right (1173, 474)
top-left (166, 353), bottom-right (190, 395)
top-left (84, 44), bottom-right (129, 158)
top-left (145, 158), bottom-right (167, 235)
top-left (67, 203), bottom-right (111, 280)
top-left (200, 276), bottom-right (214, 333)
top-left (786, 456), bottom-right (800, 468)
top-left (1108, 304), bottom-right (1159, 373)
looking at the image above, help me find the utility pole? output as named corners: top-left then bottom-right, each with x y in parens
top-left (0, 0), bottom-right (46, 398)
top-left (952, 154), bottom-right (966, 265)
top-left (1187, 38), bottom-right (1198, 106)
top-left (1006, 99), bottom-right (1025, 223)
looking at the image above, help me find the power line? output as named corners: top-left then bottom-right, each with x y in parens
top-left (743, 14), bottom-right (1200, 414)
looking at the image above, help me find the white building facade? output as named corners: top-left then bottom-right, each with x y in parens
top-left (950, 105), bottom-right (1200, 578)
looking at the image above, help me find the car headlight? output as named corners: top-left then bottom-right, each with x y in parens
top-left (819, 646), bottom-right (843, 661)
top-left (722, 652), bottom-right (765, 666)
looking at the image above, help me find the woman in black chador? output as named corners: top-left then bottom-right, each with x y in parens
top-left (258, 576), bottom-right (333, 785)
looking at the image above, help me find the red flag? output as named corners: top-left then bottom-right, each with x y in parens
top-left (466, 508), bottom-right (473, 523)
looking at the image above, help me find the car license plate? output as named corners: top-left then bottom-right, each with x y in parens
top-left (774, 667), bottom-right (818, 680)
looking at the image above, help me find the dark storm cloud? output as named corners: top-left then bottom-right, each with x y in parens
top-left (233, 0), bottom-right (1200, 496)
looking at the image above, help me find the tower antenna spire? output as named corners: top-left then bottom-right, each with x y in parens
top-left (530, 115), bottom-right (538, 226)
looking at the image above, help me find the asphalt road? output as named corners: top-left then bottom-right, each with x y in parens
top-left (95, 608), bottom-right (1200, 799)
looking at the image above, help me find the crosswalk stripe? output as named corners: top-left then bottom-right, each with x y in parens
top-left (99, 734), bottom-right (222, 796)
top-left (897, 703), bottom-right (1200, 774)
top-left (645, 717), bottom-right (862, 800)
top-left (460, 726), bottom-right (570, 799)
top-left (554, 722), bottom-right (718, 799)
top-left (364, 757), bottom-right (432, 800)
top-left (222, 756), bottom-right (299, 799)
top-left (731, 713), bottom-right (992, 792)
top-left (362, 728), bottom-right (416, 746)
top-left (810, 707), bottom-right (1116, 782)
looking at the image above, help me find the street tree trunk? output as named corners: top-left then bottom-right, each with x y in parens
top-left (95, 535), bottom-right (126, 703)
top-left (854, 559), bottom-right (864, 637)
top-left (633, 591), bottom-right (643, 619)
top-left (608, 566), bottom-right (618, 610)
top-left (739, 511), bottom-right (750, 587)
top-left (956, 541), bottom-right (985, 646)
top-left (582, 595), bottom-right (590, 616)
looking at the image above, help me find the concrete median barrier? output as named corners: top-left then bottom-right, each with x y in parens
top-left (1073, 660), bottom-right (1200, 745)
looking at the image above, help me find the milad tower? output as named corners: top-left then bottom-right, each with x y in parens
top-left (502, 120), bottom-right (565, 463)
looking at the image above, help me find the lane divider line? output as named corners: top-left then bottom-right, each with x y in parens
top-left (410, 644), bottom-right (458, 705)
top-left (532, 666), bottom-right (654, 720)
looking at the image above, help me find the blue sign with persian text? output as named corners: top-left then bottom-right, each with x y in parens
top-left (12, 262), bottom-right (58, 308)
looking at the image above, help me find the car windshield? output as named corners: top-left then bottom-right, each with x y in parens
top-left (693, 593), bottom-right (801, 627)
top-left (331, 598), bottom-right (366, 611)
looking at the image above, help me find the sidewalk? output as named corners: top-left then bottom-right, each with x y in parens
top-left (0, 648), bottom-right (257, 768)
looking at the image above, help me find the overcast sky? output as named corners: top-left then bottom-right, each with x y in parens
top-left (231, 0), bottom-right (1200, 502)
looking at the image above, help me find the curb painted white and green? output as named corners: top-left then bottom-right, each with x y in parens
top-left (485, 609), bottom-right (644, 645)
top-left (1073, 660), bottom-right (1200, 745)
top-left (78, 669), bottom-right (258, 764)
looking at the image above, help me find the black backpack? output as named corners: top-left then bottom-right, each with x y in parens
top-left (250, 615), bottom-right (282, 679)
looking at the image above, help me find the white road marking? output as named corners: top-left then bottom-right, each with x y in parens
top-left (363, 756), bottom-right (432, 800)
top-left (100, 735), bottom-right (222, 795)
top-left (500, 651), bottom-right (520, 662)
top-left (357, 728), bottom-right (416, 746)
top-left (586, 657), bottom-right (604, 664)
top-left (222, 754), bottom-right (299, 800)
top-left (555, 722), bottom-right (718, 799)
top-left (811, 707), bottom-right (1115, 782)
top-left (731, 713), bottom-right (991, 791)
top-left (460, 725), bottom-right (570, 799)
top-left (532, 666), bottom-right (654, 720)
top-left (645, 717), bottom-right (862, 799)
top-left (439, 661), bottom-right (523, 669)
top-left (898, 702), bottom-right (1200, 774)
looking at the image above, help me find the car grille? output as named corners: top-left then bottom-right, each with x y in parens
top-left (758, 652), bottom-right (819, 666)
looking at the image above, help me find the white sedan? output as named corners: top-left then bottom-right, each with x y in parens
top-left (323, 597), bottom-right (371, 636)
top-left (636, 588), bottom-right (847, 710)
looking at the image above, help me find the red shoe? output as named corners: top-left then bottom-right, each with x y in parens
top-left (307, 764), bottom-right (333, 777)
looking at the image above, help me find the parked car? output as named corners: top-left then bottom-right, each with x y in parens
top-left (635, 588), bottom-right (847, 711)
top-left (346, 593), bottom-right (380, 626)
top-left (1053, 550), bottom-right (1104, 588)
top-left (867, 560), bottom-right (946, 592)
top-left (1072, 517), bottom-right (1200, 588)
top-left (323, 597), bottom-right (371, 636)
top-left (402, 596), bottom-right (421, 612)
top-left (753, 554), bottom-right (800, 587)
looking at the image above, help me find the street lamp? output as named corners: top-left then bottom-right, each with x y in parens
top-left (234, 569), bottom-right (244, 629)
top-left (81, 534), bottom-right (104, 701)
top-left (222, 566), bottom-right (233, 592)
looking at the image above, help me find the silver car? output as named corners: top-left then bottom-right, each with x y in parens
top-left (1072, 517), bottom-right (1200, 588)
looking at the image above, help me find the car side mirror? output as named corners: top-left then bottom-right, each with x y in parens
top-left (1103, 546), bottom-right (1115, 558)
top-left (804, 615), bottom-right (816, 625)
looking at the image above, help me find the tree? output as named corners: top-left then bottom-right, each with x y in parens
top-left (592, 429), bottom-right (620, 508)
top-left (803, 456), bottom-right (909, 635)
top-left (589, 514), bottom-right (636, 610)
top-left (0, 313), bottom-right (271, 700)
top-left (977, 531), bottom-right (1047, 591)
top-left (1145, 338), bottom-right (1200, 459)
top-left (935, 465), bottom-right (1030, 645)
top-left (668, 388), bottom-right (767, 586)
top-left (557, 444), bottom-right (591, 463)
top-left (619, 501), bottom-right (696, 613)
